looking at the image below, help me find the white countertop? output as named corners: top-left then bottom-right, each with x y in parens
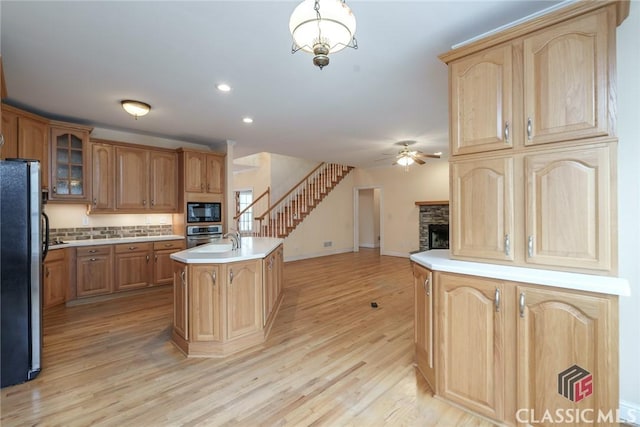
top-left (170, 237), bottom-right (283, 264)
top-left (410, 250), bottom-right (631, 296)
top-left (48, 235), bottom-right (185, 250)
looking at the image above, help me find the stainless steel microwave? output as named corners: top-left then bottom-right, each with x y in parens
top-left (186, 202), bottom-right (222, 223)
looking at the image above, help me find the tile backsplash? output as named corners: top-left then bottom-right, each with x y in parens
top-left (49, 225), bottom-right (175, 241)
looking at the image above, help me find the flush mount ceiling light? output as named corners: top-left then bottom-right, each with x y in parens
top-left (216, 83), bottom-right (231, 92)
top-left (242, 117), bottom-right (253, 124)
top-left (121, 100), bottom-right (150, 119)
top-left (289, 0), bottom-right (357, 70)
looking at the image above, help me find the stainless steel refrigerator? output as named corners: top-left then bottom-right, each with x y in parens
top-left (1, 159), bottom-right (49, 388)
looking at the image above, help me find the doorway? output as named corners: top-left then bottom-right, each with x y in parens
top-left (353, 187), bottom-right (382, 252)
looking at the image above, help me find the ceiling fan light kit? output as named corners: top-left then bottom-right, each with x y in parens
top-left (391, 141), bottom-right (441, 171)
top-left (121, 100), bottom-right (151, 119)
top-left (289, 0), bottom-right (358, 70)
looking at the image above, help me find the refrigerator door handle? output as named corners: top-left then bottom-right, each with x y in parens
top-left (42, 212), bottom-right (50, 261)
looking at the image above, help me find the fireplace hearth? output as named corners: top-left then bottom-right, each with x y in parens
top-left (428, 224), bottom-right (449, 250)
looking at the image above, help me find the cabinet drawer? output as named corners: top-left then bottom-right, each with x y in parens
top-left (115, 242), bottom-right (153, 253)
top-left (153, 240), bottom-right (185, 251)
top-left (77, 245), bottom-right (112, 257)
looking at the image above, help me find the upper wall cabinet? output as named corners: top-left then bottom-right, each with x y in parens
top-left (181, 149), bottom-right (225, 194)
top-left (523, 8), bottom-right (613, 145)
top-left (91, 142), bottom-right (115, 212)
top-left (49, 122), bottom-right (92, 202)
top-left (450, 44), bottom-right (513, 155)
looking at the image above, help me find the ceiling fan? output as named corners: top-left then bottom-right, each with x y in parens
top-left (389, 141), bottom-right (441, 169)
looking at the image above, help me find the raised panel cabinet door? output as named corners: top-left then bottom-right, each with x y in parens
top-left (523, 7), bottom-right (612, 145)
top-left (149, 150), bottom-right (178, 211)
top-left (226, 259), bottom-right (262, 340)
top-left (50, 127), bottom-right (90, 201)
top-left (451, 157), bottom-right (515, 262)
top-left (205, 154), bottom-right (224, 193)
top-left (1, 107), bottom-right (18, 159)
top-left (413, 263), bottom-right (435, 391)
top-left (262, 252), bottom-right (278, 326)
top-left (525, 145), bottom-right (612, 271)
top-left (77, 254), bottom-right (113, 297)
top-left (450, 44), bottom-right (513, 155)
top-left (114, 249), bottom-right (152, 291)
top-left (516, 285), bottom-right (617, 426)
top-left (184, 151), bottom-right (205, 193)
top-left (438, 273), bottom-right (505, 421)
top-left (154, 248), bottom-right (184, 286)
top-left (91, 143), bottom-right (115, 211)
top-left (43, 249), bottom-right (67, 308)
top-left (190, 265), bottom-right (221, 342)
top-left (115, 146), bottom-right (149, 210)
top-left (173, 262), bottom-right (188, 340)
top-left (18, 116), bottom-right (49, 189)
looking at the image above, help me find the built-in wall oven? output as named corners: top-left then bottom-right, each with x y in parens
top-left (187, 202), bottom-right (221, 224)
top-left (186, 225), bottom-right (223, 248)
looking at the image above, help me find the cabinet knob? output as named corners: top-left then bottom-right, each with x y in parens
top-left (164, 243), bottom-right (172, 247)
top-left (45, 267), bottom-right (50, 278)
top-left (154, 255), bottom-right (158, 262)
top-left (129, 246), bottom-right (137, 250)
top-left (209, 270), bottom-right (217, 285)
top-left (146, 255), bottom-right (150, 263)
top-left (180, 270), bottom-right (186, 286)
top-left (504, 121), bottom-right (510, 143)
top-left (504, 234), bottom-right (510, 257)
top-left (89, 258), bottom-right (97, 262)
top-left (151, 200), bottom-right (155, 206)
top-left (52, 186), bottom-right (57, 194)
top-left (93, 198), bottom-right (98, 206)
top-left (89, 249), bottom-right (97, 253)
top-left (424, 274), bottom-right (431, 297)
top-left (229, 269), bottom-right (234, 285)
top-left (519, 292), bottom-right (526, 318)
top-left (494, 288), bottom-right (501, 312)
top-left (142, 199), bottom-right (147, 206)
top-left (527, 236), bottom-right (534, 258)
top-left (527, 117), bottom-right (533, 141)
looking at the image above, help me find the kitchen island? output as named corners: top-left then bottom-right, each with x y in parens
top-left (170, 237), bottom-right (284, 357)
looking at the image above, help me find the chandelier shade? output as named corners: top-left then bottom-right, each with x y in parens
top-left (396, 155), bottom-right (415, 167)
top-left (121, 100), bottom-right (151, 118)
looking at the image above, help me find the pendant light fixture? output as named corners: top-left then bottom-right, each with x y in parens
top-left (289, 0), bottom-right (358, 70)
top-left (121, 100), bottom-right (151, 119)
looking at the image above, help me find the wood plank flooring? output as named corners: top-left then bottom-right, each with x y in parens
top-left (1, 249), bottom-right (492, 426)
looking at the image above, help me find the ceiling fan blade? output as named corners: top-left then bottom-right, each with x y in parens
top-left (414, 157), bottom-right (426, 165)
top-left (414, 153), bottom-right (441, 159)
top-left (391, 161), bottom-right (398, 166)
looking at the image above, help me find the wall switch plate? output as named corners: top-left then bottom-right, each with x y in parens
top-left (145, 216), bottom-right (151, 224)
top-left (82, 215), bottom-right (89, 226)
top-left (324, 241), bottom-right (332, 247)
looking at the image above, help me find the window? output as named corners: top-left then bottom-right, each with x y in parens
top-left (236, 190), bottom-right (253, 234)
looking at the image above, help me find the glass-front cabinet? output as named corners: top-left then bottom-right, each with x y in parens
top-left (49, 122), bottom-right (92, 202)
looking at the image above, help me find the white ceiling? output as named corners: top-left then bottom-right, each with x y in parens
top-left (1, 0), bottom-right (562, 168)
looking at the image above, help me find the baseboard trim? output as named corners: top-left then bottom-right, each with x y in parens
top-left (284, 247), bottom-right (354, 262)
top-left (358, 243), bottom-right (379, 249)
top-left (380, 250), bottom-right (410, 258)
top-left (620, 400), bottom-right (640, 425)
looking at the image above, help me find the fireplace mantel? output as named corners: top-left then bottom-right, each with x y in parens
top-left (415, 200), bottom-right (449, 206)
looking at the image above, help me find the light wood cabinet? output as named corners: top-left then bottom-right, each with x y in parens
top-left (450, 156), bottom-right (514, 262)
top-left (49, 123), bottom-right (92, 202)
top-left (91, 142), bottom-right (115, 211)
top-left (226, 259), bottom-right (262, 339)
top-left (525, 144), bottom-right (613, 271)
top-left (153, 240), bottom-right (186, 286)
top-left (517, 285), bottom-right (618, 425)
top-left (263, 245), bottom-right (283, 326)
top-left (437, 273), bottom-right (505, 421)
top-left (190, 265), bottom-right (221, 342)
top-left (149, 151), bottom-right (178, 211)
top-left (115, 146), bottom-right (149, 210)
top-left (114, 242), bottom-right (153, 291)
top-left (1, 106), bottom-right (18, 160)
top-left (76, 245), bottom-right (113, 297)
top-left (173, 261), bottom-right (188, 340)
top-left (450, 44), bottom-right (513, 155)
top-left (182, 150), bottom-right (225, 194)
top-left (412, 262), bottom-right (436, 391)
top-left (523, 8), bottom-right (613, 146)
top-left (43, 249), bottom-right (68, 308)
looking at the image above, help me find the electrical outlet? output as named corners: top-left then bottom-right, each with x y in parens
top-left (82, 215), bottom-right (89, 226)
top-left (145, 216), bottom-right (151, 225)
top-left (159, 216), bottom-right (167, 224)
top-left (324, 241), bottom-right (332, 247)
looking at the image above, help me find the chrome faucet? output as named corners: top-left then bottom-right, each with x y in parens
top-left (223, 230), bottom-right (241, 250)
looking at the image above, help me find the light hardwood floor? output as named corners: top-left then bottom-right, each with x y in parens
top-left (1, 249), bottom-right (492, 426)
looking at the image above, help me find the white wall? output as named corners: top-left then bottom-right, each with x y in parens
top-left (269, 153), bottom-right (319, 202)
top-left (616, 5), bottom-right (640, 420)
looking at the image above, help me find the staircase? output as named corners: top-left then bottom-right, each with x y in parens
top-left (235, 163), bottom-right (354, 239)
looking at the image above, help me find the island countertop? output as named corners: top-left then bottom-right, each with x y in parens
top-left (410, 249), bottom-right (631, 297)
top-left (170, 237), bottom-right (284, 264)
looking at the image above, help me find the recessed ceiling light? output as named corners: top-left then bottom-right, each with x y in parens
top-left (216, 83), bottom-right (231, 92)
top-left (434, 152), bottom-right (443, 156)
top-left (242, 117), bottom-right (253, 124)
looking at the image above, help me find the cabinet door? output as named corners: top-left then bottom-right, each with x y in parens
top-left (226, 259), bottom-right (262, 339)
top-left (184, 151), bottom-right (205, 193)
top-left (18, 116), bottom-right (49, 189)
top-left (153, 241), bottom-right (185, 286)
top-left (451, 157), bottom-right (514, 262)
top-left (438, 273), bottom-right (504, 421)
top-left (114, 244), bottom-right (152, 291)
top-left (262, 251), bottom-right (277, 325)
top-left (91, 143), bottom-right (115, 211)
top-left (173, 262), bottom-right (188, 340)
top-left (517, 285), bottom-right (617, 425)
top-left (149, 150), bottom-right (178, 211)
top-left (115, 146), bottom-right (149, 210)
top-left (43, 249), bottom-right (67, 308)
top-left (77, 254), bottom-right (113, 297)
top-left (525, 145), bottom-right (612, 271)
top-left (1, 107), bottom-right (18, 159)
top-left (413, 263), bottom-right (435, 391)
top-left (190, 265), bottom-right (221, 341)
top-left (523, 8), bottom-right (612, 145)
top-left (205, 154), bottom-right (224, 193)
top-left (50, 127), bottom-right (90, 201)
top-left (450, 44), bottom-right (513, 155)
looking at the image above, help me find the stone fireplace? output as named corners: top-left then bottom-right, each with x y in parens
top-left (416, 201), bottom-right (449, 251)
